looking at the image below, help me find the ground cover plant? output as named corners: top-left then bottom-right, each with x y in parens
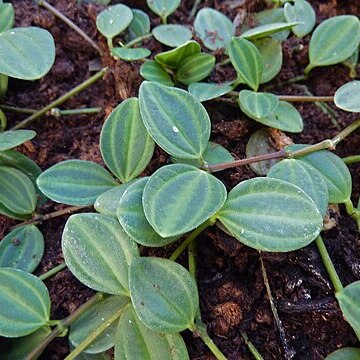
top-left (0, 0), bottom-right (360, 359)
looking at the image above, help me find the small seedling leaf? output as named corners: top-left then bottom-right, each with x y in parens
top-left (0, 268), bottom-right (50, 337)
top-left (0, 3), bottom-right (14, 33)
top-left (0, 225), bottom-right (44, 273)
top-left (176, 53), bottom-right (215, 85)
top-left (139, 81), bottom-right (210, 159)
top-left (143, 164), bottom-right (227, 237)
top-left (334, 81), bottom-right (360, 112)
top-left (0, 27), bottom-right (55, 80)
top-left (37, 160), bottom-right (118, 206)
top-left (152, 24), bottom-right (192, 47)
top-left (240, 22), bottom-right (300, 40)
top-left (115, 304), bottom-right (189, 360)
top-left (216, 177), bottom-right (323, 252)
top-left (188, 82), bottom-right (233, 102)
top-left (239, 90), bottom-right (279, 119)
top-left (0, 130), bottom-right (36, 151)
top-left (96, 4), bottom-right (133, 39)
top-left (129, 257), bottom-right (199, 333)
top-left (70, 295), bottom-right (129, 354)
top-left (112, 47), bottom-right (151, 61)
top-left (229, 37), bottom-right (263, 91)
top-left (325, 347), bottom-right (360, 360)
top-left (62, 213), bottom-right (139, 295)
top-left (140, 60), bottom-right (174, 86)
top-left (146, 0), bottom-right (181, 21)
top-left (125, 9), bottom-right (150, 41)
top-left (194, 8), bottom-right (235, 51)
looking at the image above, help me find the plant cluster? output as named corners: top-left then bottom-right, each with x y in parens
top-left (0, 0), bottom-right (360, 359)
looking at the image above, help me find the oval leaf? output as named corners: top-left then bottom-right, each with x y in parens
top-left (100, 98), bottom-right (155, 183)
top-left (239, 90), bottom-right (279, 119)
top-left (240, 22), bottom-right (300, 40)
top-left (0, 268), bottom-right (50, 337)
top-left (326, 348), bottom-right (360, 360)
top-left (62, 213), bottom-right (139, 295)
top-left (0, 3), bottom-right (14, 33)
top-left (0, 27), bottom-right (55, 80)
top-left (146, 0), bottom-right (180, 21)
top-left (129, 257), bottom-right (199, 333)
top-left (143, 164), bottom-right (227, 237)
top-left (140, 60), bottom-right (174, 86)
top-left (334, 81), bottom-right (360, 112)
top-left (0, 225), bottom-right (44, 272)
top-left (112, 47), bottom-right (151, 61)
top-left (188, 81), bottom-right (233, 102)
top-left (152, 25), bottom-right (192, 47)
top-left (216, 177), bottom-right (323, 252)
top-left (139, 81), bottom-right (210, 160)
top-left (125, 9), bottom-right (150, 41)
top-left (37, 160), bottom-right (118, 206)
top-left (0, 202), bottom-right (30, 220)
top-left (0, 130), bottom-right (36, 151)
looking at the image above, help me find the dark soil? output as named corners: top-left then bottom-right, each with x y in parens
top-left (2, 0), bottom-right (360, 359)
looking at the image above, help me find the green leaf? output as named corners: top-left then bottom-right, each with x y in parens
top-left (239, 90), bottom-right (279, 119)
top-left (336, 281), bottom-right (360, 334)
top-left (62, 213), bottom-right (139, 295)
top-left (254, 37), bottom-right (283, 84)
top-left (334, 81), bottom-right (360, 112)
top-left (188, 82), bottom-right (233, 102)
top-left (325, 347), bottom-right (360, 360)
top-left (0, 130), bottom-right (36, 151)
top-left (176, 53), bottom-right (215, 85)
top-left (0, 268), bottom-right (50, 337)
top-left (155, 40), bottom-right (201, 69)
top-left (37, 160), bottom-right (118, 206)
top-left (289, 145), bottom-right (352, 203)
top-left (0, 225), bottom-right (44, 273)
top-left (129, 257), bottom-right (199, 333)
top-left (70, 295), bottom-right (129, 354)
top-left (143, 164), bottom-right (227, 237)
top-left (152, 25), bottom-right (192, 47)
top-left (0, 27), bottom-right (55, 80)
top-left (240, 22), bottom-right (300, 40)
top-left (216, 177), bottom-right (323, 252)
top-left (100, 98), bottom-right (155, 183)
top-left (139, 81), bottom-right (210, 160)
top-left (94, 182), bottom-right (134, 218)
top-left (146, 0), bottom-right (180, 21)
top-left (257, 101), bottom-right (304, 133)
top-left (117, 177), bottom-right (180, 247)
top-left (0, 166), bottom-right (37, 214)
top-left (111, 47), bottom-right (151, 61)
top-left (229, 37), bottom-right (263, 91)
top-left (194, 8), bottom-right (235, 51)
top-left (125, 9), bottom-right (150, 41)
top-left (0, 202), bottom-right (30, 220)
top-left (306, 15), bottom-right (360, 73)
top-left (267, 159), bottom-right (329, 216)
top-left (0, 3), bottom-right (14, 33)
top-left (96, 4), bottom-right (133, 39)
top-left (115, 304), bottom-right (189, 360)
top-left (140, 60), bottom-right (174, 86)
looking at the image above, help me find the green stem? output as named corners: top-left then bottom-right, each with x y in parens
top-left (188, 0), bottom-right (202, 20)
top-left (169, 218), bottom-right (215, 261)
top-left (228, 91), bottom-right (333, 102)
top-left (264, 74), bottom-right (309, 90)
top-left (161, 15), bottom-right (168, 24)
top-left (0, 108), bottom-right (7, 130)
top-left (49, 107), bottom-right (102, 117)
top-left (124, 33), bottom-right (153, 48)
top-left (240, 331), bottom-right (264, 360)
top-left (343, 155), bottom-right (360, 165)
top-left (332, 118), bottom-right (360, 146)
top-left (39, 262), bottom-right (67, 281)
top-left (107, 37), bottom-right (113, 51)
top-left (0, 105), bottom-right (37, 114)
top-left (344, 199), bottom-right (358, 219)
top-left (11, 68), bottom-right (108, 130)
top-left (37, 0), bottom-right (101, 54)
top-left (216, 58), bottom-right (231, 67)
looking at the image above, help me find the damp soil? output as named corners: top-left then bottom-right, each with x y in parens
top-left (2, 0), bottom-right (360, 359)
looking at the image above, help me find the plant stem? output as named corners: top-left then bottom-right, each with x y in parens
top-left (264, 74), bottom-right (309, 90)
top-left (216, 58), bottom-right (231, 67)
top-left (343, 155), bottom-right (360, 164)
top-left (37, 0), bottom-right (101, 54)
top-left (49, 107), bottom-right (102, 117)
top-left (25, 292), bottom-right (107, 360)
top-left (124, 33), bottom-right (153, 48)
top-left (169, 218), bottom-right (215, 261)
top-left (11, 68), bottom-right (108, 130)
top-left (240, 331), bottom-right (264, 360)
top-left (0, 105), bottom-right (36, 114)
top-left (332, 119), bottom-right (360, 145)
top-left (188, 0), bottom-right (202, 20)
top-left (228, 91), bottom-right (334, 102)
top-left (39, 262), bottom-right (67, 281)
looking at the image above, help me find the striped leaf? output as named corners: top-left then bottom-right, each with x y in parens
top-left (240, 22), bottom-right (300, 40)
top-left (143, 164), bottom-right (227, 237)
top-left (0, 225), bottom-right (44, 273)
top-left (0, 268), bottom-right (50, 337)
top-left (306, 15), bottom-right (360, 73)
top-left (0, 27), bottom-right (55, 80)
top-left (125, 9), bottom-right (150, 41)
top-left (96, 4), bottom-right (133, 39)
top-left (334, 81), bottom-right (360, 112)
top-left (146, 0), bottom-right (180, 22)
top-left (0, 202), bottom-right (30, 220)
top-left (194, 8), bottom-right (235, 51)
top-left (117, 177), bottom-right (180, 247)
top-left (176, 53), bottom-right (215, 85)
top-left (229, 38), bottom-right (263, 91)
top-left (111, 47), bottom-right (150, 61)
top-left (0, 130), bottom-right (36, 151)
top-left (129, 257), bottom-right (199, 333)
top-left (0, 3), bottom-right (14, 33)
top-left (188, 81), bottom-right (233, 102)
top-left (152, 25), bottom-right (192, 47)
top-left (140, 60), bottom-right (174, 86)
top-left (115, 304), bottom-right (189, 360)
top-left (100, 98), bottom-right (155, 183)
top-left (62, 213), bottom-right (139, 295)
top-left (37, 160), bottom-right (118, 206)
top-left (267, 159), bottom-right (329, 216)
top-left (0, 166), bottom-right (36, 215)
top-left (139, 82), bottom-right (210, 160)
top-left (216, 177), bottom-right (323, 252)
top-left (326, 348), bottom-right (360, 360)
top-left (239, 90), bottom-right (279, 119)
